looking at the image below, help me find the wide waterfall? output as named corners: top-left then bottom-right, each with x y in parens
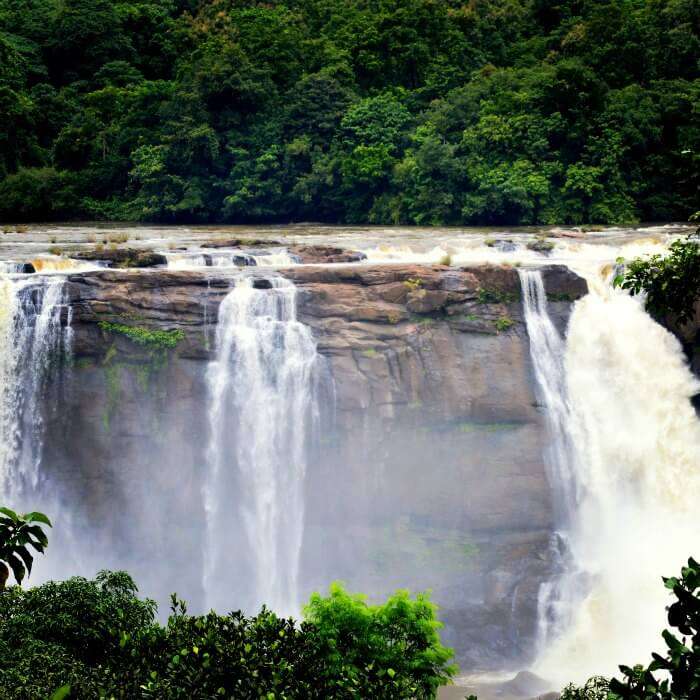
top-left (0, 276), bottom-right (72, 505)
top-left (523, 269), bottom-right (700, 685)
top-left (204, 276), bottom-right (322, 615)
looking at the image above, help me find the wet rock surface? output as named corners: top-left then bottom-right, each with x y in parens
top-left (287, 244), bottom-right (368, 264)
top-left (48, 262), bottom-right (587, 671)
top-left (200, 238), bottom-right (282, 248)
top-left (72, 248), bottom-right (167, 268)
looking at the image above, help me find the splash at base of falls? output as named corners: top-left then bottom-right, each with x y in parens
top-left (204, 276), bottom-right (323, 616)
top-left (525, 271), bottom-right (700, 686)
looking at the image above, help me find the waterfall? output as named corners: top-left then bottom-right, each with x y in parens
top-left (204, 276), bottom-right (322, 615)
top-left (0, 276), bottom-right (72, 505)
top-left (521, 269), bottom-right (700, 685)
top-left (518, 269), bottom-right (583, 656)
top-left (519, 270), bottom-right (579, 522)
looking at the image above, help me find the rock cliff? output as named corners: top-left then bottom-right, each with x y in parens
top-left (43, 263), bottom-right (587, 671)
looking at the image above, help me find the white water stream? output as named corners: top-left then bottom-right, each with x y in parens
top-left (0, 276), bottom-right (71, 504)
top-left (521, 268), bottom-right (700, 685)
top-left (204, 276), bottom-right (321, 615)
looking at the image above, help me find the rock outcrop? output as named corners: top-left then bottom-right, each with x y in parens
top-left (44, 262), bottom-right (587, 671)
top-left (287, 245), bottom-right (367, 264)
top-left (72, 248), bottom-right (167, 268)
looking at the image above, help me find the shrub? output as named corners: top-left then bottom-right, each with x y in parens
top-left (495, 316), bottom-right (514, 332)
top-left (305, 584), bottom-right (456, 699)
top-left (566, 558), bottom-right (700, 700)
top-left (608, 557), bottom-right (700, 700)
top-left (561, 676), bottom-right (610, 700)
top-left (615, 236), bottom-right (700, 326)
top-left (0, 575), bottom-right (455, 699)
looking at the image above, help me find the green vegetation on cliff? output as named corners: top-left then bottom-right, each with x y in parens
top-left (615, 234), bottom-right (700, 325)
top-left (98, 321), bottom-right (185, 350)
top-left (0, 0), bottom-right (697, 225)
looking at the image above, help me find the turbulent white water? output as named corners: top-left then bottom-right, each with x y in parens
top-left (0, 276), bottom-right (72, 504)
top-left (523, 270), bottom-right (700, 685)
top-left (204, 276), bottom-right (321, 615)
top-left (166, 249), bottom-right (296, 270)
top-left (519, 270), bottom-right (580, 523)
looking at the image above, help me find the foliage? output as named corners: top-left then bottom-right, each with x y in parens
top-left (563, 558), bottom-right (700, 700)
top-left (560, 676), bottom-right (610, 700)
top-left (0, 574), bottom-right (455, 699)
top-left (607, 557), bottom-right (700, 700)
top-left (0, 507), bottom-right (51, 590)
top-left (494, 316), bottom-right (514, 333)
top-left (98, 321), bottom-right (184, 349)
top-left (304, 583), bottom-right (456, 699)
top-left (0, 0), bottom-right (697, 225)
top-left (615, 236), bottom-right (700, 325)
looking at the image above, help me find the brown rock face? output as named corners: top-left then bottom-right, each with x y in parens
top-left (287, 245), bottom-right (368, 264)
top-left (200, 238), bottom-right (282, 249)
top-left (45, 262), bottom-right (587, 671)
top-left (72, 248), bottom-right (167, 268)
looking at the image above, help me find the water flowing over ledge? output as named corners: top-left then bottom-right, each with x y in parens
top-left (522, 269), bottom-right (700, 685)
top-left (204, 276), bottom-right (325, 616)
top-left (0, 276), bottom-right (72, 504)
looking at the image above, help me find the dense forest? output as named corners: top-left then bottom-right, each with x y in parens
top-left (0, 0), bottom-right (698, 225)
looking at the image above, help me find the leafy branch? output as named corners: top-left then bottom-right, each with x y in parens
top-left (0, 507), bottom-right (51, 591)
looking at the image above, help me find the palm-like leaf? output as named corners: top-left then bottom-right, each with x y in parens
top-left (0, 507), bottom-right (51, 590)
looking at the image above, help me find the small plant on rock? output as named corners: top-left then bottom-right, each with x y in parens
top-left (404, 277), bottom-right (424, 291)
top-left (495, 316), bottom-right (514, 332)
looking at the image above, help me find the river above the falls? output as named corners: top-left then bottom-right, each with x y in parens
top-left (0, 222), bottom-right (693, 276)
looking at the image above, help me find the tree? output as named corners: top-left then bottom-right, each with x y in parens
top-left (0, 574), bottom-right (456, 699)
top-left (305, 583), bottom-right (456, 699)
top-left (615, 234), bottom-right (700, 326)
top-left (0, 507), bottom-right (51, 591)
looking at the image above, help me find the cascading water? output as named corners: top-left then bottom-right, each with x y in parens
top-left (166, 249), bottom-right (296, 270)
top-left (521, 268), bottom-right (700, 685)
top-left (0, 275), bottom-right (72, 505)
top-left (518, 269), bottom-right (583, 656)
top-left (519, 270), bottom-right (580, 523)
top-left (204, 276), bottom-right (322, 616)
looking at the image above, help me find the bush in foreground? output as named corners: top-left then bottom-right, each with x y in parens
top-left (0, 572), bottom-right (455, 699)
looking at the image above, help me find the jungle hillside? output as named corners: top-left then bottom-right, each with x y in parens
top-left (0, 0), bottom-right (698, 225)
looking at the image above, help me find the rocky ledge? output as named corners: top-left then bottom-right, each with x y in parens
top-left (50, 262), bottom-right (587, 671)
top-left (66, 263), bottom-right (585, 359)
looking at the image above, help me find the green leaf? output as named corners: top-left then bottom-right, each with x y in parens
top-left (50, 685), bottom-right (71, 700)
top-left (15, 546), bottom-right (33, 577)
top-left (0, 507), bottom-right (19, 522)
top-left (6, 552), bottom-right (25, 584)
top-left (24, 511), bottom-right (52, 527)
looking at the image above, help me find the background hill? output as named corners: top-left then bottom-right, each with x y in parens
top-left (0, 0), bottom-right (697, 224)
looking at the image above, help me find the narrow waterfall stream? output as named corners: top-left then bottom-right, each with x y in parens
top-left (0, 276), bottom-right (72, 504)
top-left (522, 269), bottom-right (700, 685)
top-left (204, 276), bottom-right (322, 615)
